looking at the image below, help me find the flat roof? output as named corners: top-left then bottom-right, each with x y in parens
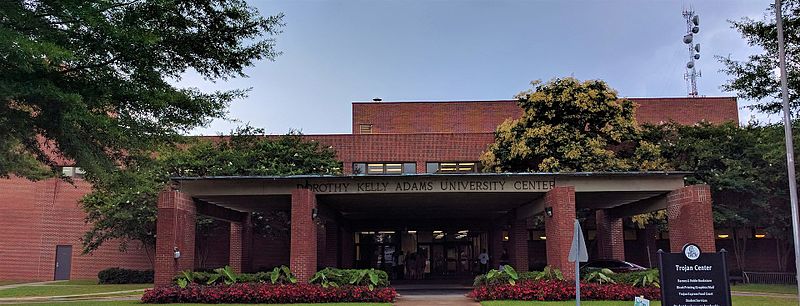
top-left (171, 171), bottom-right (691, 181)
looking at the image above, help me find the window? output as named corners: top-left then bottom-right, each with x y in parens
top-left (359, 124), bottom-right (373, 134)
top-left (426, 162), bottom-right (480, 174)
top-left (61, 166), bottom-right (85, 178)
top-left (352, 162), bottom-right (416, 175)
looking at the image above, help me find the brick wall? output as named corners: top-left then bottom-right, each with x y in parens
top-left (352, 97), bottom-right (738, 134)
top-left (302, 133), bottom-right (495, 174)
top-left (0, 177), bottom-right (152, 281)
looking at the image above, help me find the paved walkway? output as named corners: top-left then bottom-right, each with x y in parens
top-left (394, 294), bottom-right (480, 306)
top-left (0, 282), bottom-right (61, 291)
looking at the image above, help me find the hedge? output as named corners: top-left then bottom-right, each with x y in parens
top-left (141, 283), bottom-right (397, 304)
top-left (469, 279), bottom-right (660, 301)
top-left (98, 267), bottom-right (154, 284)
top-left (310, 268), bottom-right (390, 287)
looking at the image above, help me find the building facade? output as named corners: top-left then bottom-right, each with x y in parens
top-left (3, 96), bottom-right (774, 283)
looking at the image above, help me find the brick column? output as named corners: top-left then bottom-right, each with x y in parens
top-left (595, 209), bottom-right (625, 261)
top-left (509, 216), bottom-right (529, 272)
top-left (544, 186), bottom-right (576, 280)
top-left (667, 185), bottom-right (715, 253)
top-left (229, 221), bottom-right (243, 273)
top-left (325, 221), bottom-right (340, 267)
top-left (340, 225), bottom-right (354, 269)
top-left (488, 228), bottom-right (504, 270)
top-left (154, 190), bottom-right (196, 287)
top-left (291, 188), bottom-right (318, 282)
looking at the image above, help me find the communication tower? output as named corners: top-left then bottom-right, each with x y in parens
top-left (682, 8), bottom-right (701, 96)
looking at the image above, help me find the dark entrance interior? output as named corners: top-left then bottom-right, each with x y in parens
top-left (54, 245), bottom-right (72, 280)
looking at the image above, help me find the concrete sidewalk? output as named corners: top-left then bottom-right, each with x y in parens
top-left (394, 294), bottom-right (480, 306)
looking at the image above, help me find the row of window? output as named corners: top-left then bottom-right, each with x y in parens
top-left (352, 162), bottom-right (480, 175)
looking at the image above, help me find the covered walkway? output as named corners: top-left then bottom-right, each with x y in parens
top-left (153, 172), bottom-right (715, 286)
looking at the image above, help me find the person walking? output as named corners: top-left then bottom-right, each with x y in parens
top-left (478, 249), bottom-right (489, 274)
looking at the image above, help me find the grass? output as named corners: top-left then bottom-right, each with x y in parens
top-left (0, 282), bottom-right (151, 298)
top-left (481, 295), bottom-right (798, 306)
top-left (4, 302), bottom-right (390, 306)
top-left (732, 283), bottom-right (798, 295)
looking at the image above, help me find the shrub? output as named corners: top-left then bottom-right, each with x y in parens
top-left (174, 265), bottom-right (296, 287)
top-left (473, 266), bottom-right (528, 286)
top-left (609, 269), bottom-right (660, 287)
top-left (98, 267), bottom-right (153, 284)
top-left (534, 265), bottom-right (564, 281)
top-left (469, 279), bottom-right (660, 301)
top-left (141, 283), bottom-right (397, 304)
top-left (310, 268), bottom-right (390, 289)
top-left (582, 268), bottom-right (616, 284)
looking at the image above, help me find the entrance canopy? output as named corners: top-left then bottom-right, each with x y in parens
top-left (173, 172), bottom-right (687, 229)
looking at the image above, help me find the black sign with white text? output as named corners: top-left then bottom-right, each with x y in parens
top-left (658, 244), bottom-right (732, 306)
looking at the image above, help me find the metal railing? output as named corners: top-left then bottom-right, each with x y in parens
top-left (743, 271), bottom-right (797, 284)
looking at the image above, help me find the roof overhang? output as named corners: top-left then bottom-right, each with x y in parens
top-left (173, 172), bottom-right (689, 228)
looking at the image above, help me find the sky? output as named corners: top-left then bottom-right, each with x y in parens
top-left (182, 0), bottom-right (774, 136)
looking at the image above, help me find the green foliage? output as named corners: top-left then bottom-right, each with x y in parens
top-left (0, 0), bottom-right (283, 180)
top-left (602, 269), bottom-right (660, 288)
top-left (310, 268), bottom-right (390, 289)
top-left (175, 265), bottom-right (297, 286)
top-left (482, 77), bottom-right (664, 172)
top-left (534, 265), bottom-right (565, 281)
top-left (582, 268), bottom-right (616, 285)
top-left (80, 127), bottom-right (342, 255)
top-left (215, 266), bottom-right (238, 285)
top-left (718, 0), bottom-right (800, 114)
top-left (270, 266), bottom-right (297, 284)
top-left (642, 121), bottom-right (800, 270)
top-left (473, 265), bottom-right (522, 286)
top-left (97, 267), bottom-right (153, 284)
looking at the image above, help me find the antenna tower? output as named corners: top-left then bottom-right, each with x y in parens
top-left (682, 8), bottom-right (702, 96)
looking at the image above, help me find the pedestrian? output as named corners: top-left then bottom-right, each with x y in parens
top-left (478, 249), bottom-right (489, 274)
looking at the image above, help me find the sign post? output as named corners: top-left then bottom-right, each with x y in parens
top-left (568, 219), bottom-right (588, 305)
top-left (658, 244), bottom-right (732, 306)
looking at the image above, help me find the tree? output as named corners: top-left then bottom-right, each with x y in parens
top-left (719, 0), bottom-right (800, 113)
top-left (0, 0), bottom-right (283, 179)
top-left (642, 121), bottom-right (800, 272)
top-left (481, 77), bottom-right (663, 172)
top-left (80, 127), bottom-right (341, 263)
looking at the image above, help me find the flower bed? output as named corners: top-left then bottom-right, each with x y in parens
top-left (141, 283), bottom-right (397, 304)
top-left (469, 280), bottom-right (660, 301)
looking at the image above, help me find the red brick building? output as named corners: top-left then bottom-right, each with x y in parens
top-left (3, 96), bottom-right (770, 283)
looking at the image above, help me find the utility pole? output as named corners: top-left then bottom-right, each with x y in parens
top-left (775, 0), bottom-right (800, 303)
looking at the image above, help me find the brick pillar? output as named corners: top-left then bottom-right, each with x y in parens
top-left (595, 209), bottom-right (625, 261)
top-left (667, 185), bottom-right (715, 253)
top-left (340, 225), bottom-right (354, 268)
top-left (509, 216), bottom-right (529, 272)
top-left (544, 186), bottom-right (576, 280)
top-left (291, 188), bottom-right (318, 282)
top-left (488, 228), bottom-right (504, 270)
top-left (325, 221), bottom-right (340, 267)
top-left (229, 221), bottom-right (243, 273)
top-left (154, 190), bottom-right (196, 287)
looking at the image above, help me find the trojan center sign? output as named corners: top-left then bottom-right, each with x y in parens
top-left (658, 244), bottom-right (732, 306)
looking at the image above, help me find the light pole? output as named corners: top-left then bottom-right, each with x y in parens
top-left (774, 0), bottom-right (800, 303)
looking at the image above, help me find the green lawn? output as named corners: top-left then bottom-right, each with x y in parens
top-left (732, 283), bottom-right (798, 295)
top-left (5, 302), bottom-right (390, 306)
top-left (0, 282), bottom-right (151, 297)
top-left (481, 296), bottom-right (797, 306)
